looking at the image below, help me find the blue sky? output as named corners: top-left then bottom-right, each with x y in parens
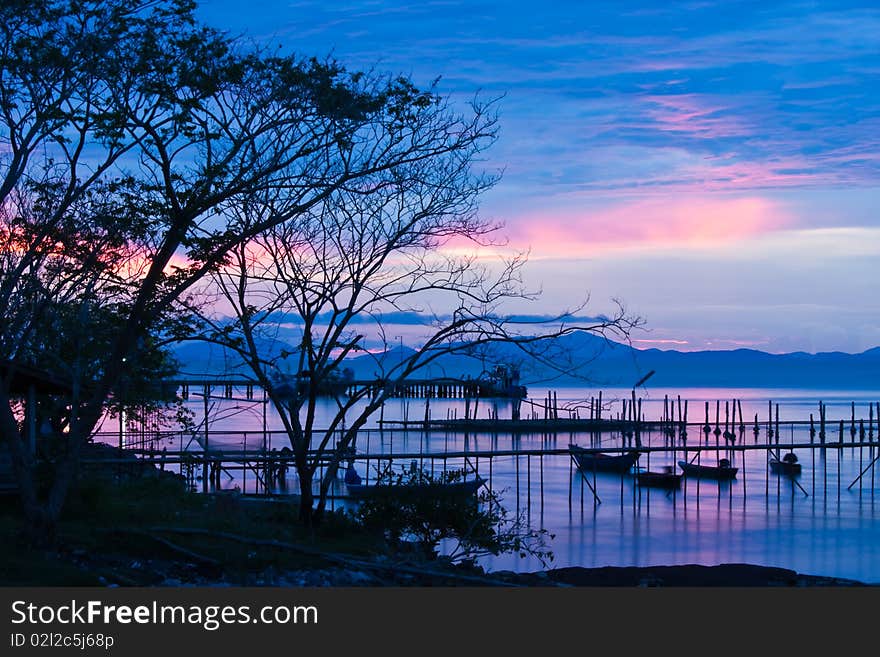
top-left (196, 1), bottom-right (880, 353)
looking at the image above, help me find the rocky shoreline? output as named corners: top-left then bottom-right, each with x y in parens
top-left (66, 546), bottom-right (868, 587)
top-left (493, 563), bottom-right (867, 587)
top-left (164, 562), bottom-right (870, 587)
top-left (256, 562), bottom-right (868, 587)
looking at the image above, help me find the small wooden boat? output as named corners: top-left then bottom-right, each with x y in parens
top-left (569, 444), bottom-right (641, 473)
top-left (769, 452), bottom-right (801, 476)
top-left (678, 458), bottom-right (738, 481)
top-left (636, 466), bottom-right (682, 490)
top-left (346, 475), bottom-right (486, 500)
top-left (344, 465), bottom-right (363, 486)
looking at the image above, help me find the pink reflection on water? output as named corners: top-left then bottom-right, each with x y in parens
top-left (97, 385), bottom-right (880, 583)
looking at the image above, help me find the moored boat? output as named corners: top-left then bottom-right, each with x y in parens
top-left (346, 475), bottom-right (487, 500)
top-left (636, 466), bottom-right (682, 490)
top-left (769, 452), bottom-right (801, 476)
top-left (569, 444), bottom-right (641, 473)
top-left (678, 458), bottom-right (738, 481)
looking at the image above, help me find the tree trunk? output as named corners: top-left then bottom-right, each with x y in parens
top-left (2, 387), bottom-right (99, 546)
top-left (313, 459), bottom-right (341, 524)
top-left (23, 506), bottom-right (57, 547)
top-left (9, 454), bottom-right (60, 547)
top-left (297, 469), bottom-right (315, 526)
top-left (14, 451), bottom-right (81, 546)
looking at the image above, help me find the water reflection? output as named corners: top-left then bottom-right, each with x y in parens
top-left (96, 386), bottom-right (880, 583)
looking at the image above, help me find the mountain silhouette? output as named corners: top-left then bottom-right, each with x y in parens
top-left (171, 332), bottom-right (880, 389)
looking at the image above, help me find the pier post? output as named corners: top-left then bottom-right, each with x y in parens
top-left (859, 420), bottom-right (865, 492)
top-left (775, 404), bottom-right (780, 451)
top-left (851, 402), bottom-right (857, 443)
top-left (724, 401), bottom-right (730, 442)
top-left (704, 402), bottom-right (710, 443)
top-left (527, 453), bottom-right (532, 514)
top-left (637, 397), bottom-right (642, 448)
top-left (540, 454), bottom-right (545, 513)
top-left (568, 453), bottom-right (572, 510)
top-left (682, 399), bottom-right (688, 442)
top-left (202, 384), bottom-right (210, 494)
top-left (838, 419), bottom-right (844, 502)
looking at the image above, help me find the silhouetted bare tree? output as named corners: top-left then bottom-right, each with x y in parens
top-left (1, 0), bottom-right (517, 540)
top-left (197, 116), bottom-right (637, 524)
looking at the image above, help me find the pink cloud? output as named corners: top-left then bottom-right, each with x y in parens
top-left (633, 338), bottom-right (690, 346)
top-left (642, 94), bottom-right (752, 139)
top-left (687, 158), bottom-right (843, 190)
top-left (504, 196), bottom-right (791, 257)
top-left (540, 152), bottom-right (841, 199)
top-left (704, 338), bottom-right (771, 348)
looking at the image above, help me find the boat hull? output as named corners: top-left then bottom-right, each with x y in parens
top-left (769, 460), bottom-right (802, 476)
top-left (346, 476), bottom-right (486, 500)
top-left (569, 445), bottom-right (641, 474)
top-left (636, 471), bottom-right (683, 489)
top-left (678, 460), bottom-right (738, 480)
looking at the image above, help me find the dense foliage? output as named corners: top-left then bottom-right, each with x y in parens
top-left (355, 465), bottom-right (554, 567)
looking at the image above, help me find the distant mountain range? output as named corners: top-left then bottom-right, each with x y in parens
top-left (171, 332), bottom-right (880, 390)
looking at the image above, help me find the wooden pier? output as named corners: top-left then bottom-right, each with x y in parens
top-left (168, 376), bottom-right (525, 401)
top-left (105, 384), bottom-right (880, 512)
top-left (96, 415), bottom-right (880, 504)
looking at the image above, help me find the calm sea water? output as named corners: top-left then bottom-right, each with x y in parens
top-left (97, 386), bottom-right (880, 583)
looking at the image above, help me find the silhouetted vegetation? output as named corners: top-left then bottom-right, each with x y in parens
top-left (0, 0), bottom-right (636, 544)
top-left (355, 465), bottom-right (554, 567)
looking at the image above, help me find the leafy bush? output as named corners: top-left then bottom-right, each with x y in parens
top-left (353, 464), bottom-right (554, 567)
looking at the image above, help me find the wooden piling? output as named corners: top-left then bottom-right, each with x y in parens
top-left (724, 400), bottom-right (730, 438)
top-left (664, 395), bottom-right (669, 442)
top-left (202, 384), bottom-right (209, 494)
top-left (637, 397), bottom-right (642, 448)
top-left (775, 404), bottom-right (780, 450)
top-left (859, 420), bottom-right (865, 493)
top-left (682, 400), bottom-right (688, 441)
top-left (704, 401), bottom-right (711, 443)
top-left (851, 402), bottom-right (857, 443)
top-left (526, 454), bottom-right (532, 514)
top-left (838, 419), bottom-right (843, 502)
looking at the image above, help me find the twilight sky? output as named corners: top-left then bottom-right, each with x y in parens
top-left (197, 1), bottom-right (880, 354)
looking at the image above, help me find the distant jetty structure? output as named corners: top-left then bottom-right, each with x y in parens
top-left (171, 364), bottom-right (528, 402)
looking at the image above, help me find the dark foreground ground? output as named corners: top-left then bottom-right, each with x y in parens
top-left (0, 445), bottom-right (869, 588)
top-left (1, 541), bottom-right (867, 587)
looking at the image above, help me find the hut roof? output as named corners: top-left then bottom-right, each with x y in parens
top-left (0, 360), bottom-right (75, 396)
